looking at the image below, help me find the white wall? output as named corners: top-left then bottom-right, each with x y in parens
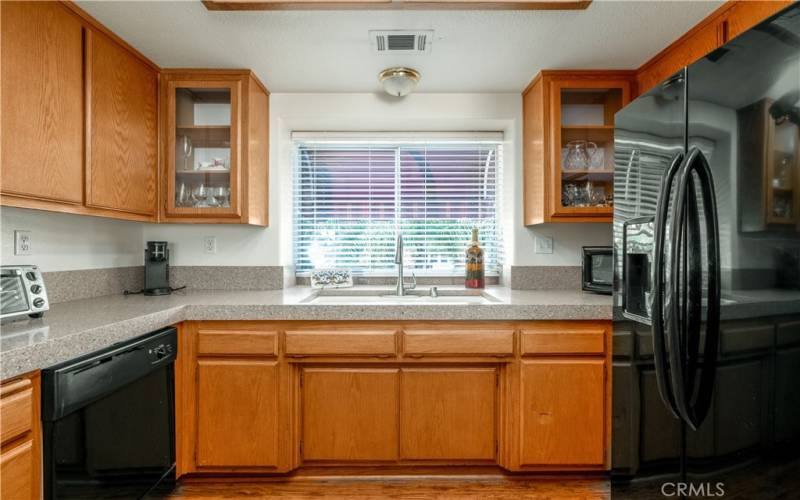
top-left (0, 207), bottom-right (144, 272)
top-left (144, 92), bottom-right (611, 270)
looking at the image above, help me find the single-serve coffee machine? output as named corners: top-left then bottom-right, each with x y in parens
top-left (144, 241), bottom-right (171, 296)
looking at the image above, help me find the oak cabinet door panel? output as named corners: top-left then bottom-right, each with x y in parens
top-left (520, 359), bottom-right (605, 466)
top-left (196, 359), bottom-right (279, 467)
top-left (400, 368), bottom-right (496, 460)
top-left (302, 368), bottom-right (399, 461)
top-left (1, 1), bottom-right (84, 204)
top-left (87, 30), bottom-right (158, 215)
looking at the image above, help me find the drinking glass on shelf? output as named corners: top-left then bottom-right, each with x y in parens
top-left (562, 183), bottom-right (580, 207)
top-left (176, 181), bottom-right (190, 207)
top-left (210, 186), bottom-right (230, 207)
top-left (181, 136), bottom-right (193, 171)
top-left (192, 184), bottom-right (207, 207)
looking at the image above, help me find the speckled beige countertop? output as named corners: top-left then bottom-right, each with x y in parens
top-left (0, 286), bottom-right (612, 380)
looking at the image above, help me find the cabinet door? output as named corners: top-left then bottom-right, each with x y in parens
top-left (87, 30), bottom-right (158, 216)
top-left (196, 359), bottom-right (279, 467)
top-left (302, 368), bottom-right (399, 461)
top-left (400, 368), bottom-right (496, 460)
top-left (549, 79), bottom-right (630, 222)
top-left (1, 1), bottom-right (84, 204)
top-left (166, 79), bottom-right (241, 219)
top-left (0, 439), bottom-right (34, 500)
top-left (520, 359), bottom-right (605, 466)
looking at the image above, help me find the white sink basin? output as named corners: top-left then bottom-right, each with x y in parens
top-left (301, 289), bottom-right (500, 305)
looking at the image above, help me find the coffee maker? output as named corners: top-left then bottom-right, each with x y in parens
top-left (144, 241), bottom-right (171, 296)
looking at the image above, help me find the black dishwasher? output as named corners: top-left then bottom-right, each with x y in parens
top-left (42, 327), bottom-right (178, 500)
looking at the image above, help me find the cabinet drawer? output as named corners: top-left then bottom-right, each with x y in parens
top-left (403, 329), bottom-right (514, 357)
top-left (286, 330), bottom-right (397, 357)
top-left (521, 327), bottom-right (606, 355)
top-left (198, 329), bottom-right (278, 356)
top-left (0, 379), bottom-right (33, 445)
top-left (0, 438), bottom-right (34, 500)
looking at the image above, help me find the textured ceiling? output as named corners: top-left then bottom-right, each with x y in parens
top-left (77, 0), bottom-right (722, 93)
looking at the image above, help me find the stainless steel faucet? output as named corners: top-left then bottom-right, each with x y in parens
top-left (394, 233), bottom-right (415, 296)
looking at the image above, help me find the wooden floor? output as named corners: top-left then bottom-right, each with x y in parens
top-left (167, 476), bottom-right (610, 499)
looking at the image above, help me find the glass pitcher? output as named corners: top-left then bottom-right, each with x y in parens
top-left (564, 140), bottom-right (597, 170)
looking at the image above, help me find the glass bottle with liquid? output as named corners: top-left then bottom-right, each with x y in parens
top-left (465, 228), bottom-right (485, 289)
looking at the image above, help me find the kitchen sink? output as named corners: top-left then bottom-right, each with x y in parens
top-left (300, 288), bottom-right (502, 305)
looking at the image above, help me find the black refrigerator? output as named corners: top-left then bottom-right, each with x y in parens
top-left (612, 3), bottom-right (800, 498)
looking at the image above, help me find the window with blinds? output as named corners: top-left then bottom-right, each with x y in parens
top-left (293, 135), bottom-right (503, 276)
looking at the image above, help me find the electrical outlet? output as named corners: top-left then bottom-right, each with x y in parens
top-left (534, 236), bottom-right (553, 254)
top-left (14, 230), bottom-right (32, 256)
top-left (203, 236), bottom-right (217, 254)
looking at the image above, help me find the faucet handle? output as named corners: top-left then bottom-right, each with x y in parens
top-left (406, 272), bottom-right (416, 290)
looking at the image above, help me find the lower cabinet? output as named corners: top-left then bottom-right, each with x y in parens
top-left (400, 368), bottom-right (496, 461)
top-left (302, 368), bottom-right (399, 462)
top-left (0, 373), bottom-right (40, 500)
top-left (177, 320), bottom-right (612, 476)
top-left (300, 366), bottom-right (498, 464)
top-left (196, 359), bottom-right (280, 467)
top-left (0, 439), bottom-right (34, 499)
top-left (519, 359), bottom-right (606, 467)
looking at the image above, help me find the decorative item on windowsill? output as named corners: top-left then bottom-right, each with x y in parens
top-left (310, 269), bottom-right (353, 289)
top-left (465, 227), bottom-right (485, 289)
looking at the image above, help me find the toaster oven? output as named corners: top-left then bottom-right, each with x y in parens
top-left (1, 265), bottom-right (49, 321)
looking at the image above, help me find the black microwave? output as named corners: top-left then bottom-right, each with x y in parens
top-left (582, 246), bottom-right (612, 295)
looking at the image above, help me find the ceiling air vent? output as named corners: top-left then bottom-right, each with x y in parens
top-left (370, 30), bottom-right (433, 54)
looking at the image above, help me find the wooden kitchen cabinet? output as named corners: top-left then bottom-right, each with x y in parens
top-left (519, 359), bottom-right (605, 467)
top-left (400, 367), bottom-right (497, 461)
top-left (636, 1), bottom-right (791, 95)
top-left (1, 1), bottom-right (84, 206)
top-left (177, 322), bottom-right (292, 475)
top-left (0, 373), bottom-right (41, 500)
top-left (196, 359), bottom-right (280, 467)
top-left (177, 320), bottom-right (612, 476)
top-left (162, 70), bottom-right (269, 226)
top-left (1, 1), bottom-right (159, 222)
top-left (301, 368), bottom-right (399, 462)
top-left (86, 29), bottom-right (159, 217)
top-left (523, 71), bottom-right (633, 224)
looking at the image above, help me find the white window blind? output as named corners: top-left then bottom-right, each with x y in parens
top-left (293, 135), bottom-right (503, 276)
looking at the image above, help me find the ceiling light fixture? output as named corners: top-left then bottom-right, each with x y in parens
top-left (379, 67), bottom-right (421, 97)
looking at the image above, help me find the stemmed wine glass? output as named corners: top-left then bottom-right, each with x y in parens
top-left (210, 186), bottom-right (230, 207)
top-left (181, 136), bottom-right (193, 171)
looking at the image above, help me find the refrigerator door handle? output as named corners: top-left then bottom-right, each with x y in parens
top-left (667, 147), bottom-right (722, 430)
top-left (651, 151), bottom-right (685, 419)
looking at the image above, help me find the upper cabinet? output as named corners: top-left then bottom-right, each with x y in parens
top-left (86, 30), bottom-right (159, 218)
top-left (523, 71), bottom-right (633, 225)
top-left (636, 1), bottom-right (792, 96)
top-left (1, 1), bottom-right (85, 206)
top-left (1, 3), bottom-right (269, 225)
top-left (0, 1), bottom-right (159, 222)
top-left (162, 70), bottom-right (269, 225)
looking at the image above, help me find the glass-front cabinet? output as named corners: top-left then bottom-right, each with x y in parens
top-left (162, 70), bottom-right (269, 226)
top-left (523, 71), bottom-right (633, 224)
top-left (553, 82), bottom-right (625, 219)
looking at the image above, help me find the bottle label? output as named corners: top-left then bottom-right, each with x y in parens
top-left (465, 246), bottom-right (485, 289)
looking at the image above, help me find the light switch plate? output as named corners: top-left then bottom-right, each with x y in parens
top-left (14, 230), bottom-right (32, 256)
top-left (203, 236), bottom-right (217, 254)
top-left (534, 236), bottom-right (553, 254)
